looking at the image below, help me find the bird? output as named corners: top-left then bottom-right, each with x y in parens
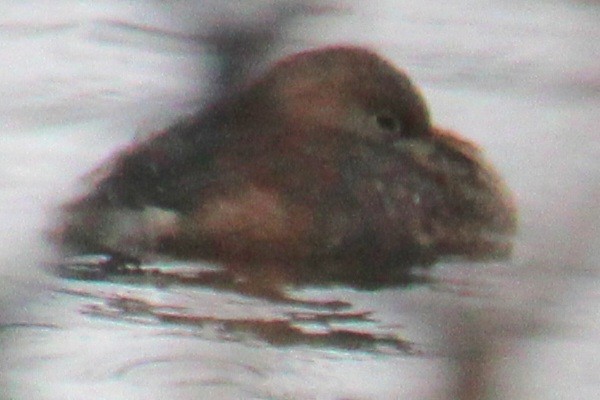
top-left (54, 46), bottom-right (517, 285)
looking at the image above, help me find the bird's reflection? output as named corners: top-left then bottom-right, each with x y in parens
top-left (56, 255), bottom-right (417, 354)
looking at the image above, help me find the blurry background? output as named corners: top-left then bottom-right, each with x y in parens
top-left (1, 0), bottom-right (599, 399)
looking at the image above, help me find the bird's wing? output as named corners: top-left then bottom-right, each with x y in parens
top-left (84, 105), bottom-right (234, 212)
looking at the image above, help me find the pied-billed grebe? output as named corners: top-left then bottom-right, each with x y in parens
top-left (55, 46), bottom-right (516, 282)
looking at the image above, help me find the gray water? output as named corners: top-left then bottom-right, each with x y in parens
top-left (1, 1), bottom-right (599, 399)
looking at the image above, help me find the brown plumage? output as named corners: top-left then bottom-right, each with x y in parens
top-left (56, 46), bottom-right (517, 284)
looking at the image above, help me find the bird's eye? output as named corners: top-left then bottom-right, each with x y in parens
top-left (375, 114), bottom-right (403, 134)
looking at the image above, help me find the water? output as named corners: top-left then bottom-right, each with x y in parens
top-left (1, 1), bottom-right (599, 399)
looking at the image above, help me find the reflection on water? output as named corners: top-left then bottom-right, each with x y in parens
top-left (54, 257), bottom-right (415, 354)
top-left (1, 0), bottom-right (600, 399)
